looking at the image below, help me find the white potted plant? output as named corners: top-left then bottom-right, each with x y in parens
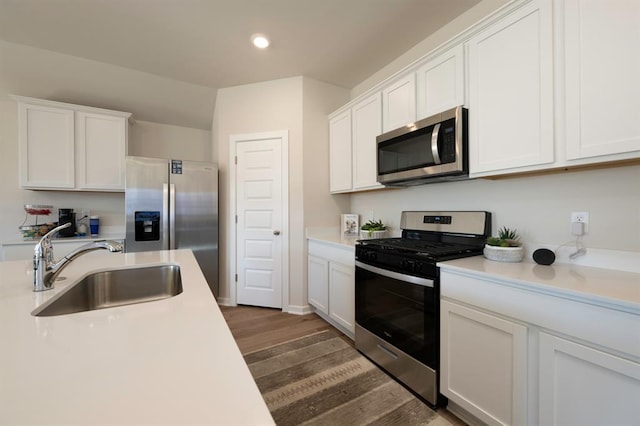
top-left (359, 219), bottom-right (388, 240)
top-left (483, 226), bottom-right (524, 262)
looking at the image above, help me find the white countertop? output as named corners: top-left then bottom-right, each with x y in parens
top-left (306, 227), bottom-right (358, 249)
top-left (0, 249), bottom-right (274, 425)
top-left (439, 256), bottom-right (640, 314)
top-left (2, 233), bottom-right (125, 246)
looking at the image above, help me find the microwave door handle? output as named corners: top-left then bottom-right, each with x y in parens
top-left (431, 123), bottom-right (441, 164)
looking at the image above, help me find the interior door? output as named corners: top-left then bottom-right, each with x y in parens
top-left (235, 137), bottom-right (284, 308)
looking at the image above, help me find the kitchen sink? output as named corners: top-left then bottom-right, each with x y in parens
top-left (32, 264), bottom-right (183, 317)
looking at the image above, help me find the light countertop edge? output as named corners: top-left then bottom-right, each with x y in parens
top-left (438, 256), bottom-right (640, 315)
top-left (306, 227), bottom-right (358, 249)
top-left (0, 249), bottom-right (274, 425)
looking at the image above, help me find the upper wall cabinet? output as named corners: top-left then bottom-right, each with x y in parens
top-left (382, 73), bottom-right (416, 133)
top-left (352, 93), bottom-right (383, 191)
top-left (329, 94), bottom-right (383, 194)
top-left (467, 0), bottom-right (554, 177)
top-left (561, 0), bottom-right (640, 162)
top-left (329, 109), bottom-right (353, 193)
top-left (416, 44), bottom-right (465, 120)
top-left (14, 96), bottom-right (131, 192)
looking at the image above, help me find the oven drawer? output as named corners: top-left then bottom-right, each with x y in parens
top-left (355, 324), bottom-right (438, 405)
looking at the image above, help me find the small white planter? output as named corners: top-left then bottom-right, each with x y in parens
top-left (359, 230), bottom-right (388, 240)
top-left (483, 244), bottom-right (524, 263)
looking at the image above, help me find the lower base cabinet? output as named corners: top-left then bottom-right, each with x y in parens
top-left (441, 300), bottom-right (528, 426)
top-left (440, 268), bottom-right (640, 426)
top-left (307, 240), bottom-right (355, 338)
top-left (538, 332), bottom-right (640, 426)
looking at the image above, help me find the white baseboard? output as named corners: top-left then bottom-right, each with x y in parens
top-left (216, 297), bottom-right (233, 306)
top-left (286, 304), bottom-right (313, 315)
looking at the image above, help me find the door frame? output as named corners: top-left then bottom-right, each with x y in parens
top-left (228, 130), bottom-right (289, 310)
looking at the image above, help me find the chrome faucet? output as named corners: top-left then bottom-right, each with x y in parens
top-left (33, 222), bottom-right (123, 292)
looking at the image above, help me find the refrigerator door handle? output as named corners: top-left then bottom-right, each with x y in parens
top-left (169, 183), bottom-right (176, 249)
top-left (162, 183), bottom-right (170, 250)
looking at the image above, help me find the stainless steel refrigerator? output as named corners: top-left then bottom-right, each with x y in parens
top-left (125, 156), bottom-right (219, 296)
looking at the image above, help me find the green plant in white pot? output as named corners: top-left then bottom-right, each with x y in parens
top-left (483, 227), bottom-right (524, 262)
top-left (359, 219), bottom-right (388, 240)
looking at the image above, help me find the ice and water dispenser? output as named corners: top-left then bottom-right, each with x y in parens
top-left (134, 211), bottom-right (160, 241)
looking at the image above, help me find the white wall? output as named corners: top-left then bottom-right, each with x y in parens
top-left (129, 120), bottom-right (212, 162)
top-left (213, 76), bottom-right (349, 310)
top-left (351, 165), bottom-right (640, 254)
top-left (0, 40), bottom-right (216, 129)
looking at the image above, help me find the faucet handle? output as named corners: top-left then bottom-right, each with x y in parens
top-left (39, 222), bottom-right (72, 242)
top-left (34, 222), bottom-right (72, 260)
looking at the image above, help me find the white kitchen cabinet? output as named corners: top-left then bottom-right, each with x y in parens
top-left (440, 263), bottom-right (640, 426)
top-left (14, 96), bottom-right (131, 191)
top-left (561, 0), bottom-right (640, 162)
top-left (329, 109), bottom-right (352, 193)
top-left (307, 240), bottom-right (355, 338)
top-left (538, 332), bottom-right (640, 426)
top-left (307, 255), bottom-right (329, 315)
top-left (441, 299), bottom-right (528, 426)
top-left (352, 93), bottom-right (383, 191)
top-left (328, 261), bottom-right (355, 333)
top-left (382, 73), bottom-right (416, 132)
top-left (467, 0), bottom-right (554, 177)
top-left (76, 111), bottom-right (127, 190)
top-left (17, 102), bottom-right (75, 189)
top-left (416, 44), bottom-right (464, 120)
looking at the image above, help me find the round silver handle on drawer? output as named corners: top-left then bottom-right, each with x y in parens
top-left (273, 230), bottom-right (281, 236)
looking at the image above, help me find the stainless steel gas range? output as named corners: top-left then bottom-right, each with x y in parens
top-left (355, 211), bottom-right (491, 407)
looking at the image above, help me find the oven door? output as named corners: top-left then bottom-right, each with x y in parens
top-left (355, 260), bottom-right (439, 370)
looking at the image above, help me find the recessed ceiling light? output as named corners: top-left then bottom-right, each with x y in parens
top-left (251, 33), bottom-right (270, 49)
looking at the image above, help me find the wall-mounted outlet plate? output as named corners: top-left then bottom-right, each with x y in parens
top-left (571, 211), bottom-right (589, 233)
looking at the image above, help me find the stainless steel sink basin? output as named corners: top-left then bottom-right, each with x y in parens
top-left (32, 264), bottom-right (183, 317)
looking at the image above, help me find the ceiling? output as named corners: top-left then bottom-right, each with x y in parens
top-left (0, 0), bottom-right (481, 129)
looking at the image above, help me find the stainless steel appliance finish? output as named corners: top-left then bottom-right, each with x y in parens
top-left (125, 156), bottom-right (219, 296)
top-left (32, 264), bottom-right (182, 317)
top-left (355, 211), bottom-right (490, 407)
top-left (376, 106), bottom-right (467, 186)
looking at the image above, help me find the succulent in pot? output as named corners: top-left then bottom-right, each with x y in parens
top-left (484, 227), bottom-right (524, 262)
top-left (360, 219), bottom-right (388, 239)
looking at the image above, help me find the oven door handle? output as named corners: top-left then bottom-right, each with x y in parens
top-left (355, 261), bottom-right (435, 288)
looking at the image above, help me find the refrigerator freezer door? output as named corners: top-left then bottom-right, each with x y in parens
top-left (125, 157), bottom-right (169, 252)
top-left (170, 160), bottom-right (219, 296)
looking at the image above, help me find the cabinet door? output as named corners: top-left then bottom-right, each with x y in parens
top-left (328, 261), bottom-right (355, 334)
top-left (329, 109), bottom-right (352, 193)
top-left (352, 93), bottom-right (383, 190)
top-left (441, 300), bottom-right (528, 426)
top-left (563, 0), bottom-right (640, 160)
top-left (18, 103), bottom-right (75, 189)
top-left (539, 332), bottom-right (640, 426)
top-left (416, 44), bottom-right (464, 120)
top-left (308, 255), bottom-right (329, 315)
top-left (76, 112), bottom-right (127, 191)
top-left (382, 73), bottom-right (416, 132)
top-left (468, 0), bottom-right (554, 176)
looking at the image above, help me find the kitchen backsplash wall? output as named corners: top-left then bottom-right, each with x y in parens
top-left (0, 99), bottom-right (213, 244)
top-left (350, 164), bottom-right (640, 253)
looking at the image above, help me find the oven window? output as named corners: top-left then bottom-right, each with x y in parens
top-left (355, 265), bottom-right (439, 369)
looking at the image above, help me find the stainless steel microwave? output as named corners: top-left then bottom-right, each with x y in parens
top-left (376, 106), bottom-right (468, 186)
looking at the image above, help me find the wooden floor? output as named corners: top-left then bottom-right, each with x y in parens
top-left (220, 305), bottom-right (466, 426)
top-left (220, 304), bottom-right (336, 354)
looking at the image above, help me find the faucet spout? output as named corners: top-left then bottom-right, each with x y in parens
top-left (33, 223), bottom-right (123, 292)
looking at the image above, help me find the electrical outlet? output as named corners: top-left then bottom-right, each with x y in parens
top-left (368, 210), bottom-right (374, 221)
top-left (81, 209), bottom-right (91, 221)
top-left (570, 211), bottom-right (589, 233)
